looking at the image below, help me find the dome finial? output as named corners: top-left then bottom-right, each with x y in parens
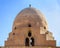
top-left (29, 4), bottom-right (31, 7)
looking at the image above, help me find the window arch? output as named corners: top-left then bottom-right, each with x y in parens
top-left (28, 24), bottom-right (31, 27)
top-left (28, 31), bottom-right (32, 37)
top-left (25, 38), bottom-right (29, 46)
top-left (30, 37), bottom-right (34, 46)
top-left (25, 37), bottom-right (34, 46)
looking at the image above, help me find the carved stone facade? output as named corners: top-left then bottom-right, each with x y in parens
top-left (0, 7), bottom-right (60, 48)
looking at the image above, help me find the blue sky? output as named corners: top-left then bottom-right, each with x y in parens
top-left (0, 0), bottom-right (60, 46)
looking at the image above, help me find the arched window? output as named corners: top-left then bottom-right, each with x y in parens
top-left (28, 24), bottom-right (31, 27)
top-left (30, 37), bottom-right (34, 46)
top-left (25, 38), bottom-right (29, 46)
top-left (28, 31), bottom-right (32, 37)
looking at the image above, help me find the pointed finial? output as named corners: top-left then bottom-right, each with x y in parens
top-left (29, 4), bottom-right (31, 7)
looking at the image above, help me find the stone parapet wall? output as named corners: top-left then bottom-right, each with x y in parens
top-left (1, 46), bottom-right (60, 48)
top-left (4, 46), bottom-right (56, 48)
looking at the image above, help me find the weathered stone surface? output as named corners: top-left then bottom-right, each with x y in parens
top-left (2, 7), bottom-right (60, 48)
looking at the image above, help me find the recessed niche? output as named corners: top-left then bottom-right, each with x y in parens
top-left (14, 27), bottom-right (16, 30)
top-left (13, 33), bottom-right (15, 35)
top-left (44, 26), bottom-right (46, 29)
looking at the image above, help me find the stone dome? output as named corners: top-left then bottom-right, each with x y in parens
top-left (12, 7), bottom-right (48, 30)
top-left (5, 6), bottom-right (56, 48)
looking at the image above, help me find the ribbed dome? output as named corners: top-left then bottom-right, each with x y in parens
top-left (12, 7), bottom-right (48, 30)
